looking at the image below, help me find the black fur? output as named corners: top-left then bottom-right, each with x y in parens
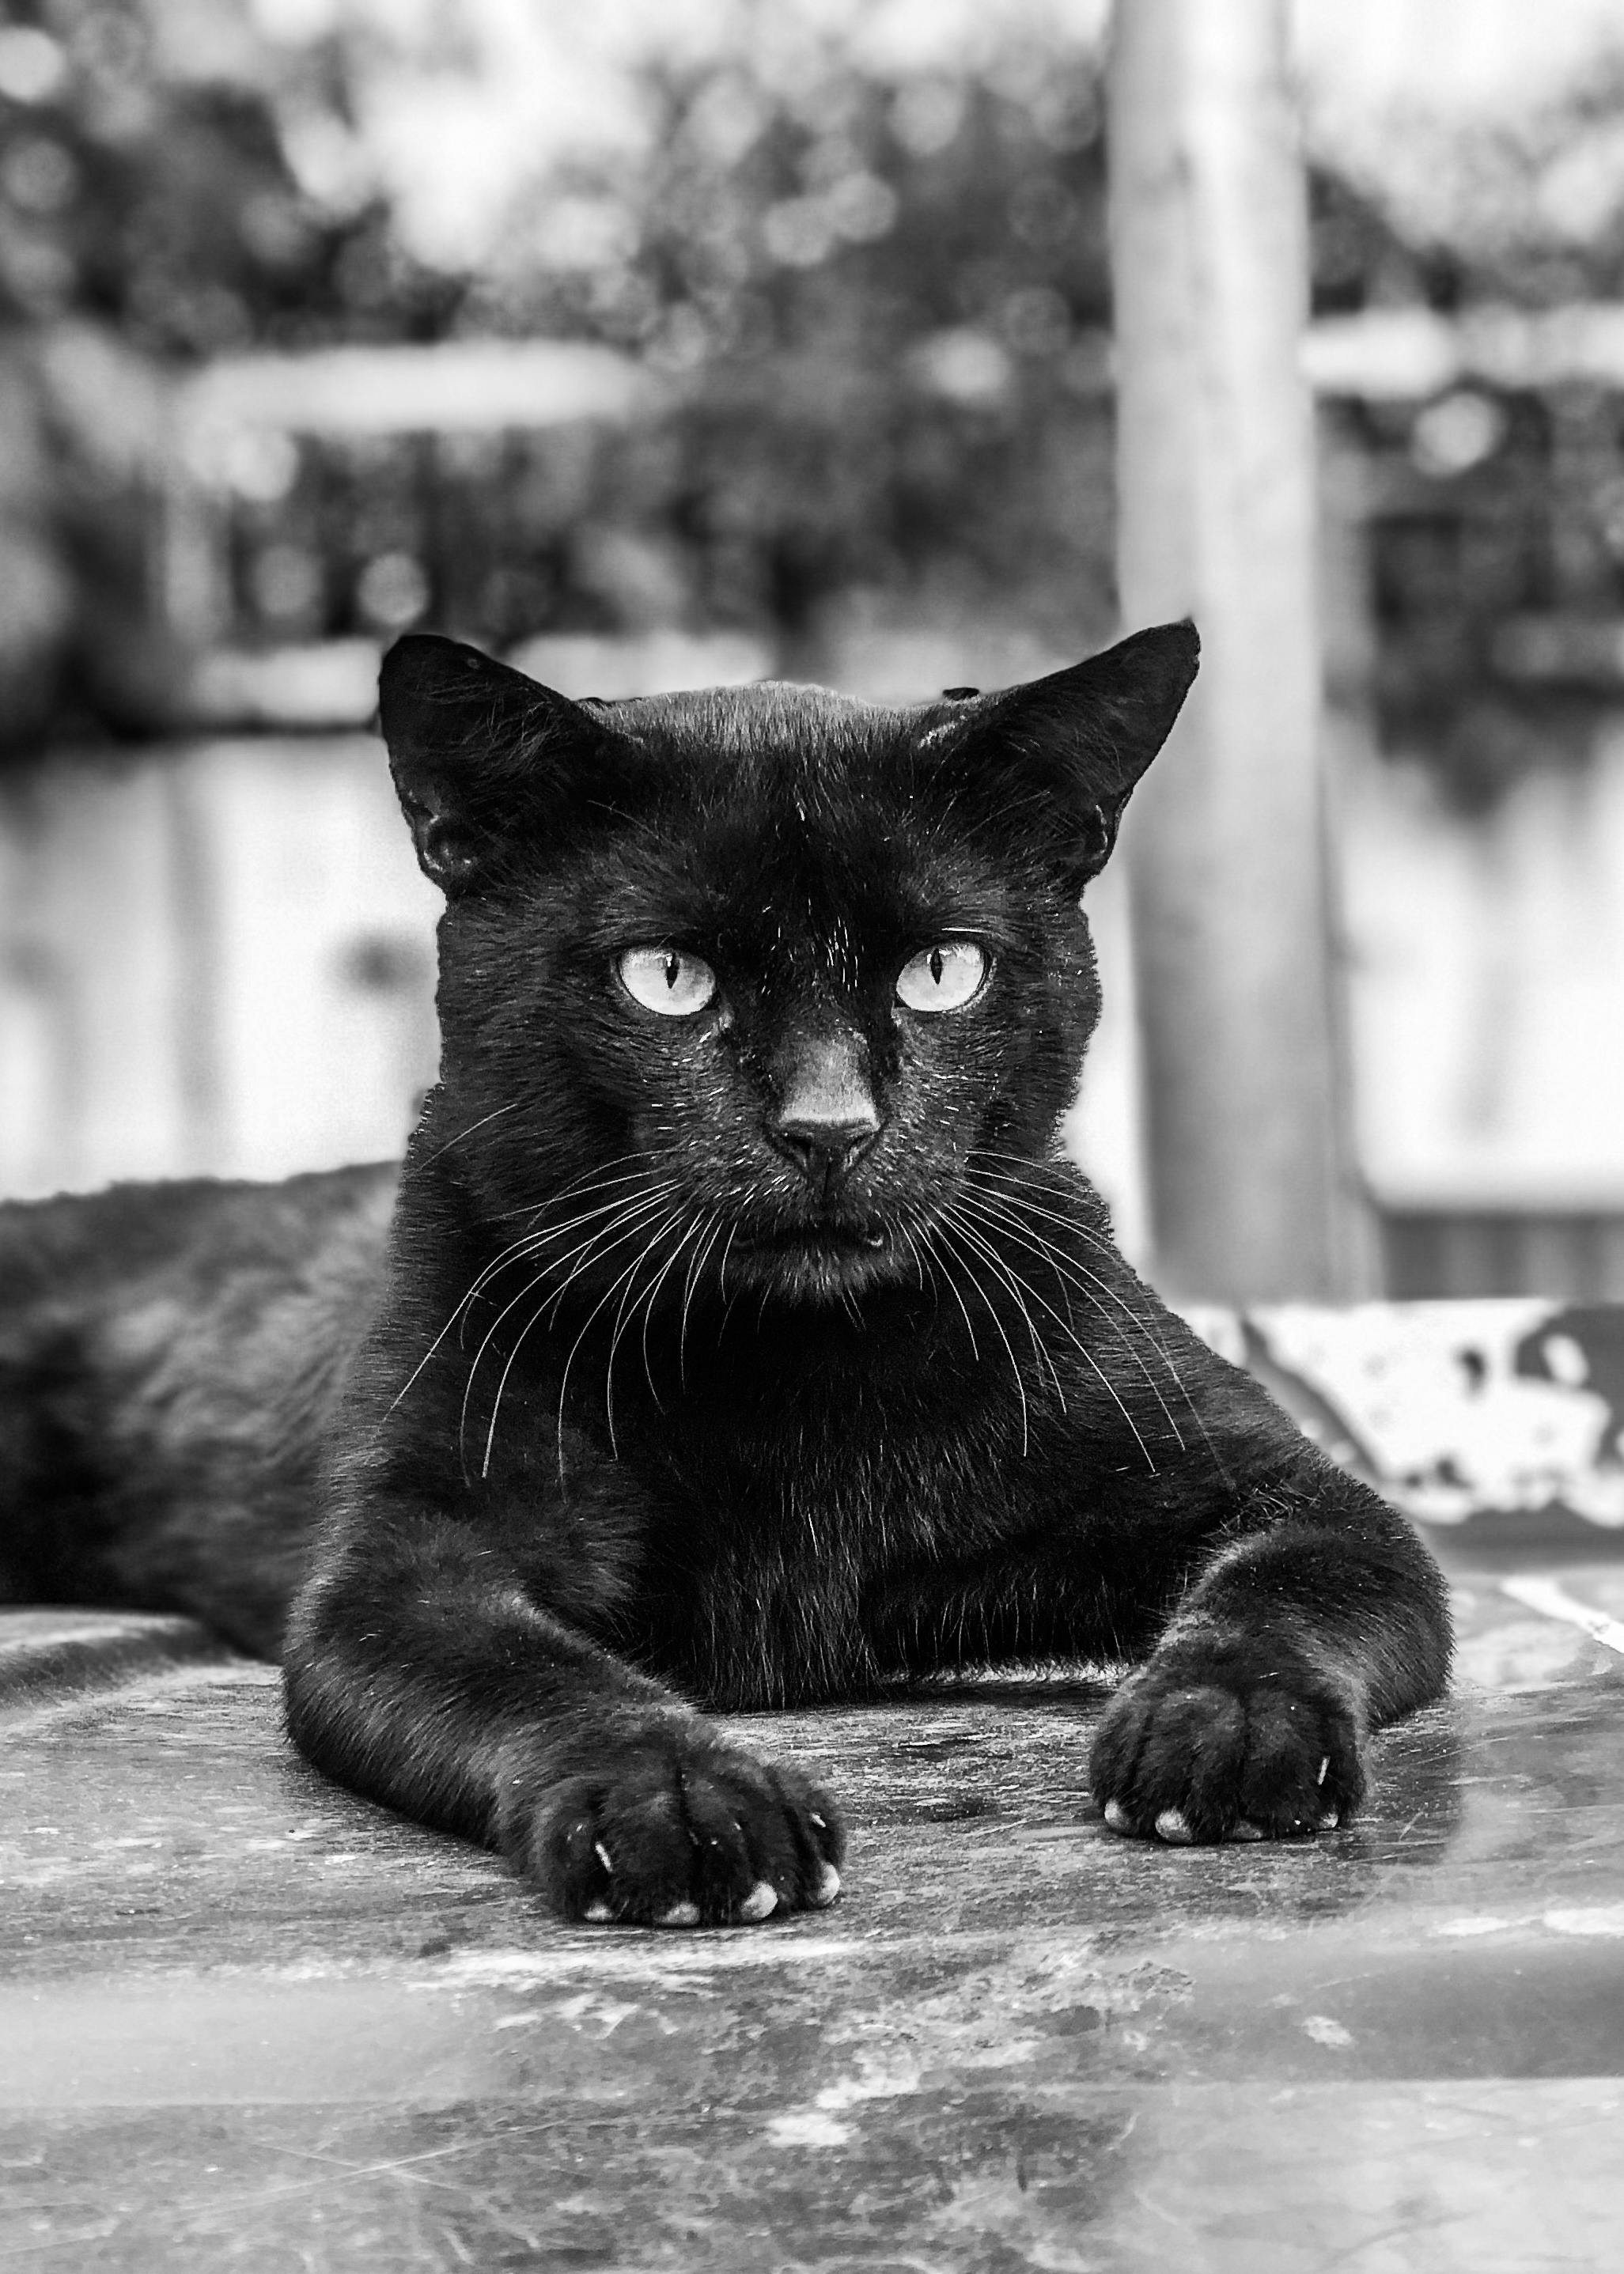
top-left (0, 624), bottom-right (1450, 1925)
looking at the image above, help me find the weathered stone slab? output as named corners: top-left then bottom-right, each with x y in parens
top-left (2, 1574), bottom-right (1624, 2270)
top-left (6, 1299), bottom-right (1624, 2266)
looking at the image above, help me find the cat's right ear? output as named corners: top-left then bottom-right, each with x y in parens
top-left (378, 634), bottom-right (635, 894)
top-left (919, 621), bottom-right (1198, 891)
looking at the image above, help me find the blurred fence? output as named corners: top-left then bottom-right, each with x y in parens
top-left (0, 736), bottom-right (440, 1201)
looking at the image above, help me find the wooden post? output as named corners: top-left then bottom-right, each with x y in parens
top-left (1107, 0), bottom-right (1367, 1303)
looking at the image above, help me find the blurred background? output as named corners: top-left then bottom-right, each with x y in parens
top-left (3, 0), bottom-right (1624, 1306)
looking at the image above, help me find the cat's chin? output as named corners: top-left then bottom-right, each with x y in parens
top-left (731, 1226), bottom-right (904, 1305)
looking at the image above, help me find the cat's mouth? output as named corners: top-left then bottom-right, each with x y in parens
top-left (744, 1224), bottom-right (888, 1255)
top-left (733, 1219), bottom-right (896, 1295)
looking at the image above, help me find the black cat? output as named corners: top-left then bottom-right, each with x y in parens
top-left (0, 624), bottom-right (1450, 1927)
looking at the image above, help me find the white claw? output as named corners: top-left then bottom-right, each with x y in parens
top-left (1318, 1809), bottom-right (1339, 1832)
top-left (583, 1900), bottom-right (613, 1924)
top-left (656, 1900), bottom-right (701, 1928)
top-left (738, 1880), bottom-right (778, 1922)
top-left (1155, 1808), bottom-right (1195, 1845)
top-left (1103, 1799), bottom-right (1130, 1834)
top-left (808, 1860), bottom-right (842, 1909)
top-left (1228, 1818), bottom-right (1266, 1842)
top-left (1316, 1756), bottom-right (1331, 1787)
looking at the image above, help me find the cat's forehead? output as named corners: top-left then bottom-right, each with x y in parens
top-left (554, 677), bottom-right (1023, 944)
top-left (598, 679), bottom-right (948, 836)
top-left (602, 679), bottom-right (900, 760)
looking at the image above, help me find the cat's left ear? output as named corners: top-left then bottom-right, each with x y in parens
top-left (933, 621), bottom-right (1200, 889)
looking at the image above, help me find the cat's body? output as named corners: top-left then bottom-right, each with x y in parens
top-left (0, 1163), bottom-right (394, 1654)
top-left (0, 626), bottom-right (1451, 1926)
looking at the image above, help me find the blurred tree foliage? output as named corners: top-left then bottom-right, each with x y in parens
top-left (5, 0), bottom-right (1624, 793)
top-left (1310, 56), bottom-right (1624, 804)
top-left (0, 2), bottom-right (452, 353)
top-left (456, 46), bottom-right (1121, 655)
top-left (0, 2), bottom-right (1142, 736)
top-left (0, 0), bottom-right (440, 743)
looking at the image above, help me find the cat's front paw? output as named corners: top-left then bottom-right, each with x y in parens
top-left (1088, 1637), bottom-right (1363, 1845)
top-left (498, 1725), bottom-right (845, 1928)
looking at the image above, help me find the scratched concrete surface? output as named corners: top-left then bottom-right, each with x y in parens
top-left (2, 1554), bottom-right (1624, 2272)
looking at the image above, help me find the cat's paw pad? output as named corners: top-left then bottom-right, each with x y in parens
top-left (1090, 1643), bottom-right (1363, 1845)
top-left (502, 1730), bottom-right (845, 1928)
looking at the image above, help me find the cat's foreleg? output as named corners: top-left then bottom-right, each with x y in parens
top-left (282, 1515), bottom-right (843, 1926)
top-left (1088, 1460), bottom-right (1451, 1844)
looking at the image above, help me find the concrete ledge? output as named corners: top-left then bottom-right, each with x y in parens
top-left (0, 1610), bottom-right (242, 1716)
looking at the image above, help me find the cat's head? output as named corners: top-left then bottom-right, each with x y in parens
top-left (380, 623), bottom-right (1196, 1304)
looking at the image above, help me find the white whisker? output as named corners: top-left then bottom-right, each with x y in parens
top-left (958, 1185), bottom-right (1181, 1443)
top-left (680, 1213), bottom-right (728, 1388)
top-left (919, 1223), bottom-right (978, 1364)
top-left (954, 1192), bottom-right (1160, 1474)
top-left (931, 1216), bottom-right (1029, 1455)
top-left (604, 1209), bottom-right (689, 1454)
top-left (944, 1205), bottom-right (1066, 1411)
top-left (637, 1214), bottom-right (707, 1409)
top-left (483, 1156), bottom-right (667, 1221)
top-left (535, 1188), bottom-right (680, 1320)
top-left (388, 1169), bottom-right (672, 1417)
top-left (467, 1189), bottom-right (677, 1478)
top-left (965, 1155), bottom-right (1225, 1475)
top-left (409, 1099), bottom-right (520, 1171)
top-left (550, 1208), bottom-right (688, 1487)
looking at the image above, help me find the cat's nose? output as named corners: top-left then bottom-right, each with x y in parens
top-left (771, 1111), bottom-right (882, 1187)
top-left (768, 1041), bottom-right (883, 1188)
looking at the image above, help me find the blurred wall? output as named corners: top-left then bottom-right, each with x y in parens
top-left (0, 735), bottom-right (440, 1201)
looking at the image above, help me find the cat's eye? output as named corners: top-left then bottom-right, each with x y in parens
top-left (617, 946), bottom-right (717, 1017)
top-left (895, 940), bottom-right (988, 1013)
